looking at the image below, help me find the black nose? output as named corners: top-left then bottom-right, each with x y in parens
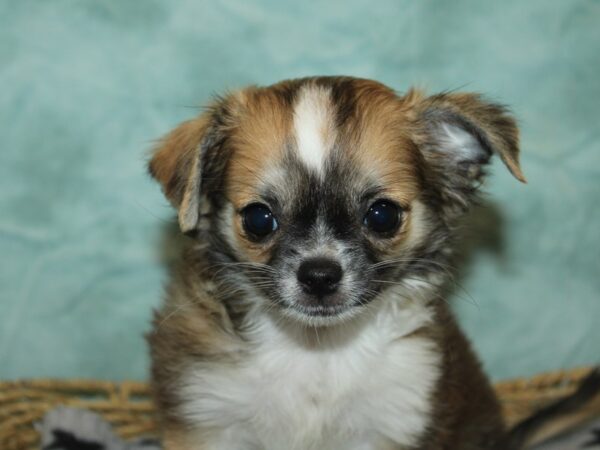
top-left (297, 258), bottom-right (343, 297)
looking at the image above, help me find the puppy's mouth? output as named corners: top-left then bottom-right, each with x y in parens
top-left (293, 304), bottom-right (352, 317)
top-left (280, 302), bottom-right (362, 326)
top-left (276, 287), bottom-right (381, 325)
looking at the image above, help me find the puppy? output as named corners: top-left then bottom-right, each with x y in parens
top-left (147, 76), bottom-right (593, 450)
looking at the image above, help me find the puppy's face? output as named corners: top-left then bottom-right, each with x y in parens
top-left (150, 77), bottom-right (524, 326)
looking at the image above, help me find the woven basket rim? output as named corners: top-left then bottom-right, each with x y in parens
top-left (1, 365), bottom-right (593, 391)
top-left (0, 366), bottom-right (596, 450)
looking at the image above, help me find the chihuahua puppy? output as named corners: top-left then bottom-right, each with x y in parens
top-left (147, 76), bottom-right (579, 450)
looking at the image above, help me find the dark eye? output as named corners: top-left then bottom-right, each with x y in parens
top-left (363, 200), bottom-right (402, 235)
top-left (242, 203), bottom-right (278, 239)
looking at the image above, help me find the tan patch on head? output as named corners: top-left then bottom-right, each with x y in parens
top-left (226, 87), bottom-right (292, 206)
top-left (345, 80), bottom-right (421, 200)
top-left (336, 80), bottom-right (426, 253)
top-left (225, 87), bottom-right (294, 263)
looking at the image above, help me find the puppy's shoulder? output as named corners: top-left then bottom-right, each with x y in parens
top-left (150, 251), bottom-right (244, 363)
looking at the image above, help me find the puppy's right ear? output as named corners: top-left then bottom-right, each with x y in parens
top-left (148, 112), bottom-right (221, 233)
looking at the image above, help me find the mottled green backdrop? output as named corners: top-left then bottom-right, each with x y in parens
top-left (1, 1), bottom-right (598, 381)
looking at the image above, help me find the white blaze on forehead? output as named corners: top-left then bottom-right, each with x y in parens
top-left (292, 85), bottom-right (335, 174)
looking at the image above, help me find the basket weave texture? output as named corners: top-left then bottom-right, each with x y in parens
top-left (0, 367), bottom-right (595, 450)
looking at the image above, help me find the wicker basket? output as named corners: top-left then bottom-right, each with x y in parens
top-left (0, 367), bottom-right (596, 450)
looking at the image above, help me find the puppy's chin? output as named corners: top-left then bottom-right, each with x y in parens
top-left (278, 302), bottom-right (363, 327)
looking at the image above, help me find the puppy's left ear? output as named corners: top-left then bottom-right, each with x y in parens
top-left (148, 111), bottom-right (226, 233)
top-left (411, 91), bottom-right (525, 206)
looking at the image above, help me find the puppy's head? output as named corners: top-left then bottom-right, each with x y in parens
top-left (149, 77), bottom-right (524, 326)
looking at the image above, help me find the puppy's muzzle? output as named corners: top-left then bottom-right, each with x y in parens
top-left (297, 258), bottom-right (342, 299)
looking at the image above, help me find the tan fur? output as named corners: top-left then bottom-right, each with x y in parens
top-left (149, 115), bottom-right (212, 232)
top-left (226, 87), bottom-right (291, 206)
top-left (341, 81), bottom-right (424, 254)
top-left (335, 80), bottom-right (421, 203)
top-left (225, 87), bottom-right (293, 263)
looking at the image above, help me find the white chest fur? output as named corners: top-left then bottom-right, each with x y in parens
top-left (177, 297), bottom-right (440, 450)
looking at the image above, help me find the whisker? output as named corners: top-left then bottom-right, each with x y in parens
top-left (156, 300), bottom-right (198, 329)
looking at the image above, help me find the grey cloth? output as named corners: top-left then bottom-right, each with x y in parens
top-left (37, 407), bottom-right (160, 450)
top-left (37, 406), bottom-right (600, 450)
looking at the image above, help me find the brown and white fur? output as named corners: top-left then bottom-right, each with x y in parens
top-left (147, 77), bottom-right (598, 450)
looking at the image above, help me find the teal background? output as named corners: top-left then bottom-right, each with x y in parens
top-left (0, 1), bottom-right (598, 381)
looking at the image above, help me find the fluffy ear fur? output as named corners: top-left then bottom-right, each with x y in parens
top-left (148, 96), bottom-right (237, 233)
top-left (148, 115), bottom-right (211, 232)
top-left (409, 90), bottom-right (525, 210)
